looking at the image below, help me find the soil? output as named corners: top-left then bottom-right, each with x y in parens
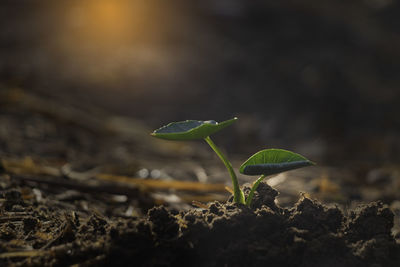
top-left (0, 89), bottom-right (399, 266)
top-left (1, 1), bottom-right (400, 266)
top-left (1, 181), bottom-right (399, 267)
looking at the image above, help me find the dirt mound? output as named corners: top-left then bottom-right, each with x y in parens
top-left (1, 183), bottom-right (398, 266)
top-left (107, 183), bottom-right (400, 267)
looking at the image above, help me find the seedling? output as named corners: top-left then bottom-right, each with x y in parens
top-left (151, 118), bottom-right (314, 207)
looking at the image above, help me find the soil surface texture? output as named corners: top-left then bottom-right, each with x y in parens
top-left (108, 184), bottom-right (400, 267)
top-left (1, 182), bottom-right (399, 266)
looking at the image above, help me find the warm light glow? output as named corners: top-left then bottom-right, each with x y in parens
top-left (66, 0), bottom-right (143, 46)
top-left (48, 0), bottom-right (182, 87)
top-left (94, 1), bottom-right (125, 22)
top-left (50, 0), bottom-right (159, 85)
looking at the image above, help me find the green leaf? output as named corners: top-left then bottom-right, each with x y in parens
top-left (239, 149), bottom-right (315, 176)
top-left (151, 117), bottom-right (237, 141)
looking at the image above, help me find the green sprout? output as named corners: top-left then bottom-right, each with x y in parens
top-left (151, 118), bottom-right (314, 207)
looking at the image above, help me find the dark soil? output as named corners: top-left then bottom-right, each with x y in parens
top-left (1, 182), bottom-right (398, 267)
top-left (1, 1), bottom-right (400, 265)
top-left (108, 183), bottom-right (400, 267)
top-left (0, 89), bottom-right (399, 266)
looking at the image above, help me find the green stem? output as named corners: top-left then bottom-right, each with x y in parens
top-left (246, 174), bottom-right (266, 207)
top-left (204, 136), bottom-right (245, 204)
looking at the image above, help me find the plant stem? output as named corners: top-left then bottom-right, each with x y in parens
top-left (204, 136), bottom-right (245, 204)
top-left (246, 174), bottom-right (266, 207)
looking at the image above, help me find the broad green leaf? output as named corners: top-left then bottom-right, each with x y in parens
top-left (239, 149), bottom-right (314, 176)
top-left (151, 117), bottom-right (237, 140)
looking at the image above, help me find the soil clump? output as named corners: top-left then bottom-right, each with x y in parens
top-left (107, 183), bottom-right (399, 267)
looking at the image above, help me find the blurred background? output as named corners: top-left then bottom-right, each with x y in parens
top-left (0, 0), bottom-right (399, 210)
